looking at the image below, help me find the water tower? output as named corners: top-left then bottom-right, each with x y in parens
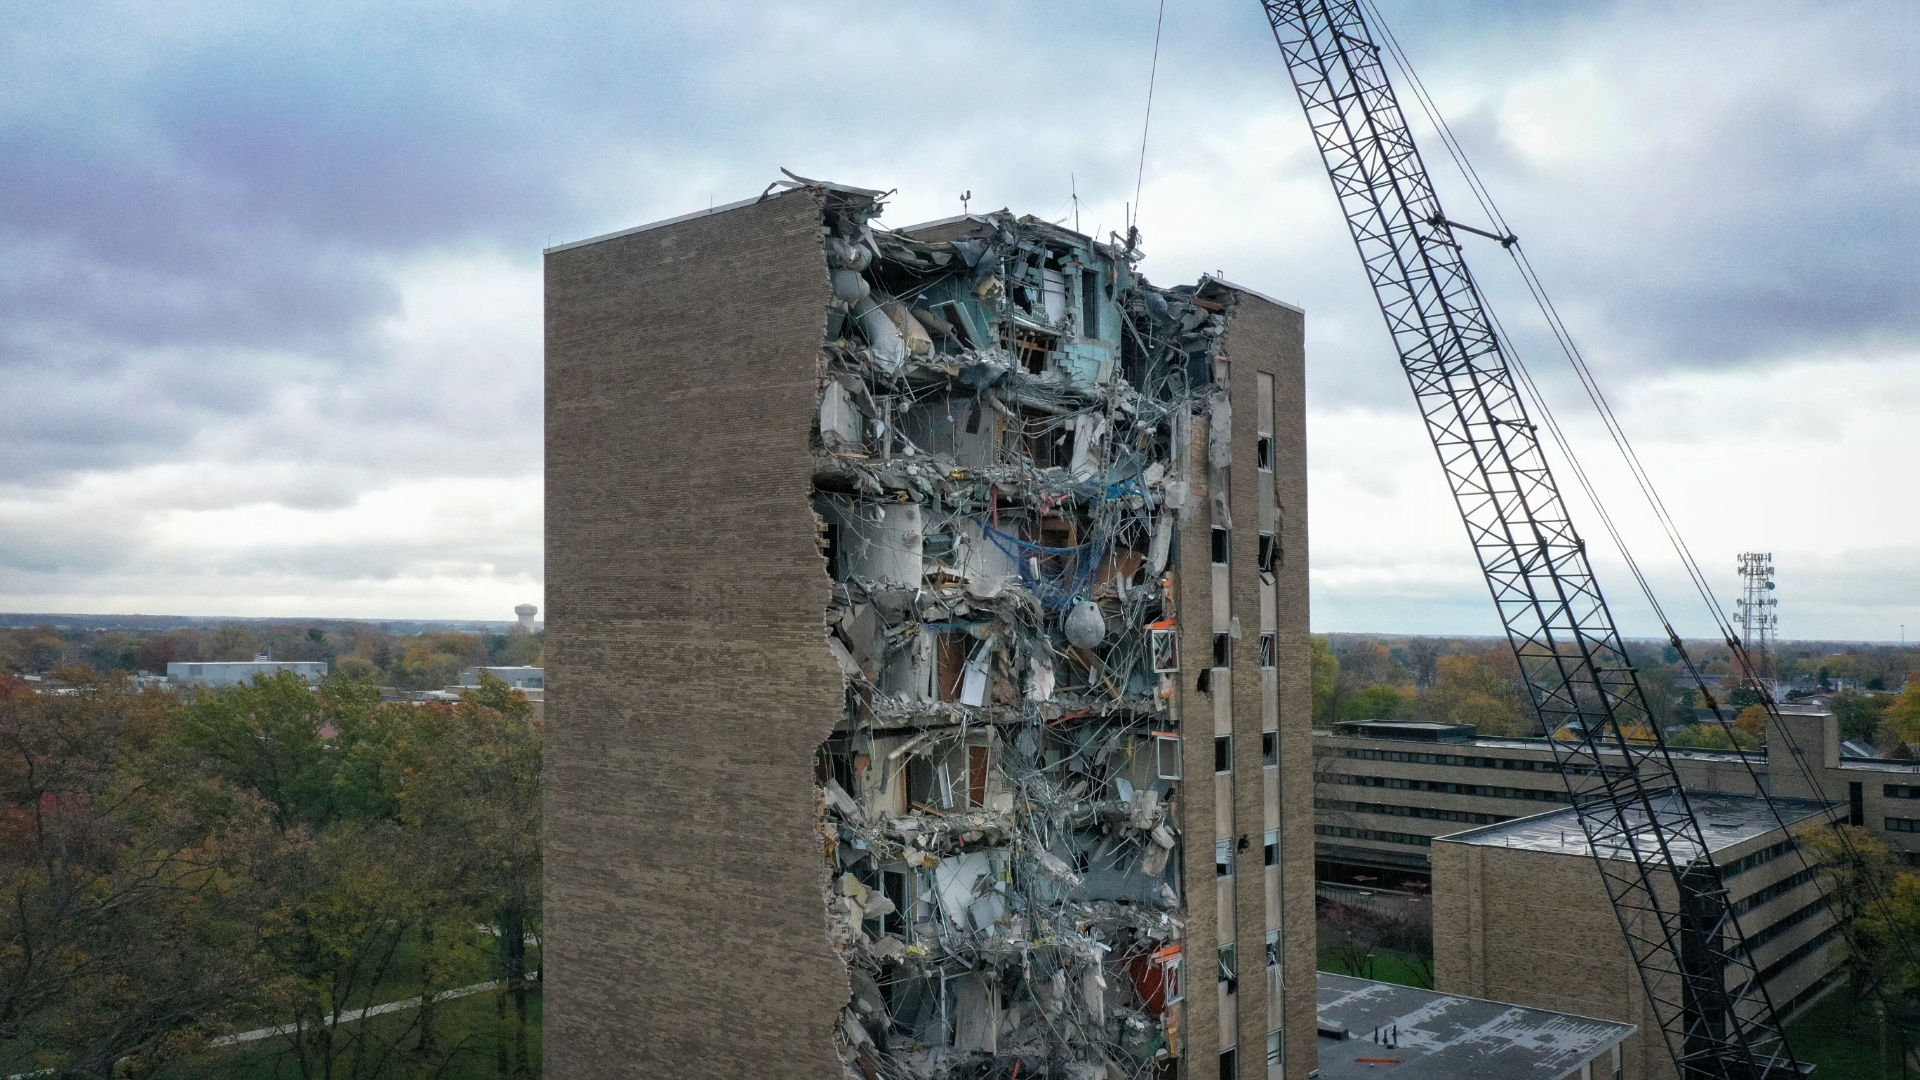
top-left (515, 603), bottom-right (538, 632)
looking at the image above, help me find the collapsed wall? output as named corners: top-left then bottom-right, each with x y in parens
top-left (808, 185), bottom-right (1237, 1079)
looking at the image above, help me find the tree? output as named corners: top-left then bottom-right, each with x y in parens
top-left (0, 674), bottom-right (271, 1077)
top-left (176, 672), bottom-right (393, 834)
top-left (1668, 723), bottom-right (1739, 750)
top-left (1413, 649), bottom-right (1531, 736)
top-left (1734, 704), bottom-right (1768, 745)
top-left (401, 677), bottom-right (544, 1079)
top-left (1886, 680), bottom-right (1920, 747)
top-left (1836, 690), bottom-right (1893, 747)
top-left (1310, 637), bottom-right (1339, 729)
top-left (1337, 684), bottom-right (1406, 724)
top-left (1803, 825), bottom-right (1898, 1015)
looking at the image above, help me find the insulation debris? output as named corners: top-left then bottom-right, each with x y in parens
top-left (803, 182), bottom-right (1232, 1080)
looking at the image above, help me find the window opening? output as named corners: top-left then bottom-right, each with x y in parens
top-left (1154, 732), bottom-right (1182, 780)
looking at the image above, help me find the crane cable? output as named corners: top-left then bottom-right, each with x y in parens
top-left (1130, 0), bottom-right (1170, 237)
top-left (1356, 0), bottom-right (1920, 997)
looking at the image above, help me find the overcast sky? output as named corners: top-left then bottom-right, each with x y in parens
top-left (0, 0), bottom-right (1914, 640)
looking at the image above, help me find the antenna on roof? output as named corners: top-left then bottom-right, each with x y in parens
top-left (1071, 173), bottom-right (1080, 233)
top-left (960, 190), bottom-right (972, 216)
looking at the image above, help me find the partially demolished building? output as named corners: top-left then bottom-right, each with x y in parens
top-left (545, 177), bottom-right (1314, 1080)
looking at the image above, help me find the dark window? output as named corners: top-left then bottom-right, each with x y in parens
top-left (1259, 633), bottom-right (1276, 668)
top-left (1889, 818), bottom-right (1920, 833)
top-left (1211, 527), bottom-right (1230, 565)
top-left (1215, 735), bottom-right (1233, 774)
top-left (1218, 943), bottom-right (1239, 993)
top-left (1256, 435), bottom-right (1273, 470)
top-left (1262, 730), bottom-right (1278, 767)
top-left (1851, 782), bottom-right (1865, 827)
top-left (1219, 1047), bottom-right (1238, 1080)
top-left (1257, 533), bottom-right (1277, 573)
top-left (1264, 829), bottom-right (1278, 867)
top-left (1216, 838), bottom-right (1234, 876)
top-left (882, 871), bottom-right (907, 937)
top-left (1888, 785), bottom-right (1920, 800)
top-left (1214, 633), bottom-right (1232, 668)
top-left (1265, 929), bottom-right (1281, 969)
top-left (1081, 269), bottom-right (1101, 336)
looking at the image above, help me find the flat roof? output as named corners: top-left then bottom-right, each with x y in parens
top-left (1317, 972), bottom-right (1633, 1080)
top-left (1320, 726), bottom-right (1761, 766)
top-left (546, 173), bottom-right (885, 254)
top-left (1436, 791), bottom-right (1837, 861)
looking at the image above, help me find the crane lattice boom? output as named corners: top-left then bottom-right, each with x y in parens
top-left (1259, 2), bottom-right (1798, 1076)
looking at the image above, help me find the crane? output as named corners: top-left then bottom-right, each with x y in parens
top-left (1257, 2), bottom-right (1801, 1076)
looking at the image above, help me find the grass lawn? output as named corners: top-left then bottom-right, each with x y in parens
top-left (162, 980), bottom-right (542, 1079)
top-left (1786, 981), bottom-right (1915, 1079)
top-left (1318, 947), bottom-right (1434, 989)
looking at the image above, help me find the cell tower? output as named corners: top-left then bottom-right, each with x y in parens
top-left (1736, 552), bottom-right (1779, 680)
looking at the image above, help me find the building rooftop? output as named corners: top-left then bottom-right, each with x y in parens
top-left (1316, 972), bottom-right (1634, 1080)
top-left (1436, 791), bottom-right (1837, 861)
top-left (1323, 723), bottom-right (1762, 766)
top-left (1334, 719), bottom-right (1476, 743)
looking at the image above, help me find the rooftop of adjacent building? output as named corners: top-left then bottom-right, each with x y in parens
top-left (1316, 972), bottom-right (1634, 1080)
top-left (1435, 790), bottom-right (1837, 860)
top-left (1326, 718), bottom-right (1762, 766)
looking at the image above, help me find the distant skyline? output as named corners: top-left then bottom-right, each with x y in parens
top-left (0, 1), bottom-right (1914, 639)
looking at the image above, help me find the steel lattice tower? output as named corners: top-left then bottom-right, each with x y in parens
top-left (1735, 553), bottom-right (1779, 683)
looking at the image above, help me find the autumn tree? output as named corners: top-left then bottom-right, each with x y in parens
top-left (1310, 637), bottom-right (1339, 729)
top-left (1885, 678), bottom-right (1920, 747)
top-left (1412, 648), bottom-right (1532, 736)
top-left (1803, 825), bottom-right (1899, 1015)
top-left (0, 674), bottom-right (271, 1077)
top-left (400, 677), bottom-right (543, 1078)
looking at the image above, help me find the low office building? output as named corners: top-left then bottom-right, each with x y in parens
top-left (1771, 703), bottom-right (1920, 867)
top-left (462, 666), bottom-right (544, 690)
top-left (1432, 792), bottom-right (1842, 1080)
top-left (1315, 972), bottom-right (1632, 1080)
top-left (165, 661), bottom-right (328, 687)
top-left (1314, 719), bottom-right (1757, 882)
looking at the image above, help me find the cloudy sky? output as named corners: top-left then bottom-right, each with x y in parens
top-left (0, 0), bottom-right (1914, 639)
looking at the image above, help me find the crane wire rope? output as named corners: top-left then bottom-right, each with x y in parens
top-left (1355, 0), bottom-right (1920, 991)
top-left (1130, 0), bottom-right (1170, 237)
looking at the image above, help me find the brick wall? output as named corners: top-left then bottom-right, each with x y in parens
top-left (544, 190), bottom-right (847, 1079)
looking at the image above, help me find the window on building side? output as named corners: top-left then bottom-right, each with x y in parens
top-left (1154, 732), bottom-right (1182, 780)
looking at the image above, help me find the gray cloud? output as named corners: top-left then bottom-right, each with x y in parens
top-left (0, 0), bottom-right (1911, 625)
